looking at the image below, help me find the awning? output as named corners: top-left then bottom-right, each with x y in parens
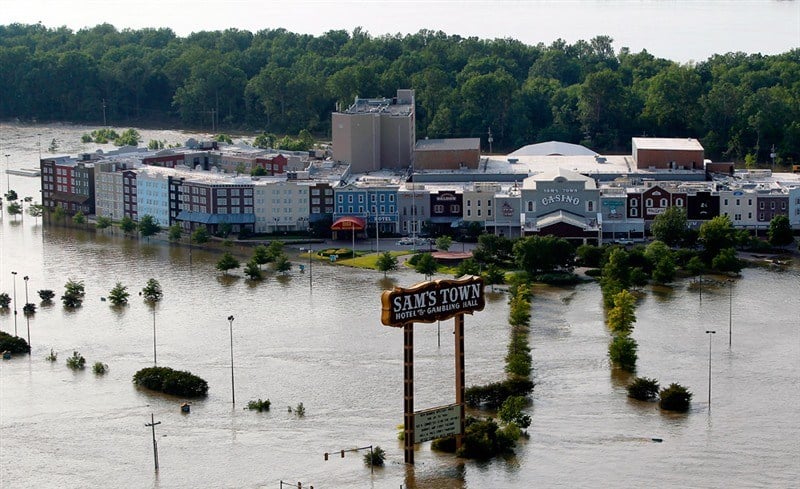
top-left (331, 216), bottom-right (366, 231)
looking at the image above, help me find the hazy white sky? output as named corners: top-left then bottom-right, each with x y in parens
top-left (2, 0), bottom-right (798, 62)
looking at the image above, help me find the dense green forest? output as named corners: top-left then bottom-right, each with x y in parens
top-left (1, 23), bottom-right (798, 162)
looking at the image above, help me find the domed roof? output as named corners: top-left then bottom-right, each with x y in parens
top-left (508, 141), bottom-right (598, 157)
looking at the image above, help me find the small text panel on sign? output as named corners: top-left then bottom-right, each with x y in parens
top-left (413, 403), bottom-right (462, 444)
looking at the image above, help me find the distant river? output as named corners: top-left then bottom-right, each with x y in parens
top-left (1, 124), bottom-right (799, 488)
top-left (2, 1), bottom-right (798, 62)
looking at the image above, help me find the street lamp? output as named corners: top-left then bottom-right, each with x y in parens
top-left (4, 154), bottom-right (9, 192)
top-left (728, 280), bottom-right (733, 349)
top-left (705, 330), bottom-right (716, 411)
top-left (227, 315), bottom-right (235, 404)
top-left (23, 276), bottom-right (30, 347)
top-left (11, 271), bottom-right (18, 336)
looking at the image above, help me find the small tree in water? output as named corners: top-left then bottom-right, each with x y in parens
top-left (141, 279), bottom-right (163, 303)
top-left (376, 251), bottom-right (398, 278)
top-left (108, 282), bottom-right (130, 306)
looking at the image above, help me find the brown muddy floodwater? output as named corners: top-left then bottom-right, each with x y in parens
top-left (1, 123), bottom-right (799, 488)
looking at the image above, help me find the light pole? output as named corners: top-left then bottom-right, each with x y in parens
top-left (227, 315), bottom-right (235, 405)
top-left (152, 306), bottom-right (157, 365)
top-left (728, 280), bottom-right (733, 349)
top-left (23, 276), bottom-right (30, 347)
top-left (4, 154), bottom-right (9, 193)
top-left (308, 248), bottom-right (313, 291)
top-left (705, 330), bottom-right (716, 411)
top-left (11, 271), bottom-right (18, 336)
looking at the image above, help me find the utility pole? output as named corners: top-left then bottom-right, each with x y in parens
top-left (102, 99), bottom-right (107, 127)
top-left (145, 413), bottom-right (161, 471)
top-left (487, 127), bottom-right (493, 154)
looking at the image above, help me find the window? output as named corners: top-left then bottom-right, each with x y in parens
top-left (724, 199), bottom-right (729, 206)
top-left (631, 207), bottom-right (638, 217)
top-left (467, 199), bottom-right (471, 207)
top-left (734, 214), bottom-right (741, 221)
top-left (527, 201), bottom-right (534, 212)
top-left (488, 209), bottom-right (492, 217)
top-left (630, 198), bottom-right (638, 207)
top-left (358, 195), bottom-right (364, 203)
top-left (770, 202), bottom-right (775, 210)
top-left (338, 195), bottom-right (343, 203)
top-left (759, 202), bottom-right (765, 209)
top-left (748, 199), bottom-right (752, 206)
top-left (450, 205), bottom-right (460, 213)
top-left (389, 195), bottom-right (394, 202)
top-left (781, 202), bottom-right (786, 210)
top-left (488, 200), bottom-right (492, 207)
top-left (660, 198), bottom-right (668, 207)
top-left (434, 205), bottom-right (444, 213)
top-left (477, 209), bottom-right (482, 217)
top-left (467, 209), bottom-right (472, 217)
top-left (675, 198), bottom-right (684, 206)
top-left (646, 198), bottom-right (653, 208)
top-left (389, 205), bottom-right (395, 213)
top-left (748, 212), bottom-right (752, 219)
top-left (380, 205), bottom-right (385, 213)
top-left (338, 206), bottom-right (343, 213)
top-left (587, 201), bottom-right (594, 212)
top-left (759, 212), bottom-right (764, 220)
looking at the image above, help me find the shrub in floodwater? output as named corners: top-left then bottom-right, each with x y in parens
top-left (659, 383), bottom-right (692, 412)
top-left (627, 377), bottom-right (660, 401)
top-left (363, 446), bottom-right (386, 467)
top-left (132, 366), bottom-right (208, 398)
top-left (66, 351), bottom-right (86, 370)
top-left (455, 417), bottom-right (517, 459)
top-left (465, 378), bottom-right (534, 409)
top-left (247, 398), bottom-right (271, 412)
top-left (608, 334), bottom-right (638, 372)
top-left (45, 348), bottom-right (58, 362)
top-left (93, 362), bottom-right (108, 375)
top-left (294, 402), bottom-right (305, 417)
top-left (0, 331), bottom-right (31, 355)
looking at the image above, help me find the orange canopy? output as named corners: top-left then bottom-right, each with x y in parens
top-left (330, 216), bottom-right (366, 231)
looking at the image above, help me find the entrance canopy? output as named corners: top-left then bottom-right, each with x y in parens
top-left (331, 216), bottom-right (366, 231)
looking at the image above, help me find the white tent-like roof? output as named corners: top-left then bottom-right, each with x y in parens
top-left (509, 141), bottom-right (598, 157)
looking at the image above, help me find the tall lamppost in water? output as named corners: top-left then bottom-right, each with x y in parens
top-left (705, 330), bottom-right (716, 411)
top-left (4, 154), bottom-right (9, 193)
top-left (23, 275), bottom-right (30, 347)
top-left (11, 271), bottom-right (18, 336)
top-left (728, 280), bottom-right (733, 349)
top-left (227, 315), bottom-right (235, 405)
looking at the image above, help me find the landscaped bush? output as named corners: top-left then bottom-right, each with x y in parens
top-left (456, 417), bottom-right (517, 459)
top-left (609, 335), bottom-right (638, 372)
top-left (363, 446), bottom-right (386, 467)
top-left (66, 351), bottom-right (86, 370)
top-left (465, 378), bottom-right (534, 409)
top-left (659, 383), bottom-right (692, 412)
top-left (0, 331), bottom-right (31, 354)
top-left (627, 377), bottom-right (660, 401)
top-left (247, 398), bottom-right (271, 412)
top-left (92, 362), bottom-right (108, 375)
top-left (133, 366), bottom-right (208, 397)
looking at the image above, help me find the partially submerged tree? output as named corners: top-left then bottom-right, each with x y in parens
top-left (216, 252), bottom-right (240, 274)
top-left (376, 251), bottom-right (399, 278)
top-left (108, 282), bottom-right (130, 306)
top-left (141, 278), bottom-right (163, 303)
top-left (61, 279), bottom-right (85, 308)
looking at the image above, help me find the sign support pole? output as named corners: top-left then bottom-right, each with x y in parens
top-left (403, 322), bottom-right (414, 465)
top-left (454, 313), bottom-right (465, 450)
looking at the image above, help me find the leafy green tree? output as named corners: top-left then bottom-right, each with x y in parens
top-left (498, 395), bottom-right (532, 430)
top-left (61, 279), bottom-right (85, 308)
top-left (607, 289), bottom-right (637, 335)
top-left (141, 278), bottom-right (163, 303)
top-left (37, 289), bottom-right (55, 302)
top-left (138, 214), bottom-right (161, 238)
top-left (609, 334), bottom-right (638, 372)
top-left (27, 203), bottom-right (44, 223)
top-left (133, 366), bottom-right (208, 397)
top-left (627, 377), bottom-right (660, 401)
top-left (5, 189), bottom-right (18, 201)
top-left (455, 258), bottom-right (481, 278)
top-left (363, 446), bottom-right (386, 468)
top-left (414, 253), bottom-right (439, 280)
top-left (274, 253), bottom-right (292, 274)
top-left (243, 260), bottom-right (264, 280)
top-left (659, 383), bottom-right (692, 412)
top-left (119, 215), bottom-right (136, 234)
top-left (191, 226), bottom-right (210, 244)
top-left (376, 251), bottom-right (399, 278)
top-left (0, 331), bottom-right (30, 354)
top-left (7, 202), bottom-right (22, 218)
top-left (652, 255), bottom-right (677, 284)
top-left (216, 252), bottom-right (240, 274)
top-left (436, 235), bottom-right (453, 251)
top-left (52, 205), bottom-right (66, 222)
top-left (108, 282), bottom-right (130, 306)
top-left (513, 235), bottom-right (575, 275)
top-left (95, 215), bottom-right (112, 230)
top-left (698, 215), bottom-right (736, 261)
top-left (114, 128), bottom-right (141, 146)
top-left (576, 244), bottom-right (604, 268)
top-left (72, 210), bottom-right (86, 225)
top-left (0, 292), bottom-right (10, 308)
top-left (168, 224), bottom-right (182, 242)
top-left (650, 207), bottom-right (688, 247)
top-left (768, 215), bottom-right (793, 247)
top-left (685, 256), bottom-right (706, 276)
top-left (483, 264), bottom-right (505, 292)
top-left (711, 247), bottom-right (742, 274)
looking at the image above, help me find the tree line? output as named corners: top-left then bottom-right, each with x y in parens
top-left (1, 23), bottom-right (798, 162)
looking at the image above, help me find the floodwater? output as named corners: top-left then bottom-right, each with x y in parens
top-left (1, 123), bottom-right (799, 488)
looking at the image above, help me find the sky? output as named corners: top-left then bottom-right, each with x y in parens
top-left (1, 0), bottom-right (798, 62)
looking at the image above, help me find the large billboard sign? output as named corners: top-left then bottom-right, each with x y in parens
top-left (413, 404), bottom-right (462, 444)
top-left (380, 276), bottom-right (485, 326)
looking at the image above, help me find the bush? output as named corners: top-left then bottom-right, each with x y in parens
top-left (0, 331), bottom-right (31, 354)
top-left (45, 348), bottom-right (58, 362)
top-left (93, 362), bottom-right (108, 375)
top-left (609, 335), bottom-right (638, 372)
top-left (247, 398), bottom-right (271, 412)
top-left (465, 378), bottom-right (534, 409)
top-left (456, 417), bottom-right (517, 459)
top-left (659, 383), bottom-right (692, 412)
top-left (627, 377), bottom-right (660, 401)
top-left (133, 366), bottom-right (208, 397)
top-left (66, 351), bottom-right (86, 370)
